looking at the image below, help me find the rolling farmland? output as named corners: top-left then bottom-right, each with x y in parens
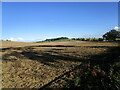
top-left (1, 41), bottom-right (120, 89)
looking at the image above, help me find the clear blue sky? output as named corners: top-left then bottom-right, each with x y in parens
top-left (2, 2), bottom-right (118, 42)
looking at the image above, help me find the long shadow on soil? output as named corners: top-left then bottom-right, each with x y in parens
top-left (34, 45), bottom-right (118, 48)
top-left (2, 44), bottom-right (120, 89)
top-left (40, 46), bottom-right (120, 89)
top-left (88, 46), bottom-right (120, 72)
top-left (20, 50), bottom-right (87, 68)
top-left (2, 45), bottom-right (120, 69)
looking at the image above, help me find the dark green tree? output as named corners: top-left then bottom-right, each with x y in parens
top-left (103, 29), bottom-right (120, 41)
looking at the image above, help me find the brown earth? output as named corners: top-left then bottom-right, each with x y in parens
top-left (1, 41), bottom-right (120, 88)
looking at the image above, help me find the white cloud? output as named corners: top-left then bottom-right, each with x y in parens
top-left (8, 37), bottom-right (44, 42)
top-left (8, 37), bottom-right (24, 41)
top-left (114, 26), bottom-right (120, 30)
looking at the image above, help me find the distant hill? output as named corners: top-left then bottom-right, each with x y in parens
top-left (36, 37), bottom-right (73, 43)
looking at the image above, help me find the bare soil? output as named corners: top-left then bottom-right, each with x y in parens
top-left (1, 41), bottom-right (120, 88)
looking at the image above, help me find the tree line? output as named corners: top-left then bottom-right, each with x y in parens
top-left (41, 29), bottom-right (120, 42)
top-left (45, 37), bottom-right (69, 42)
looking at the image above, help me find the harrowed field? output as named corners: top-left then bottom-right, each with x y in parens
top-left (1, 41), bottom-right (120, 88)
